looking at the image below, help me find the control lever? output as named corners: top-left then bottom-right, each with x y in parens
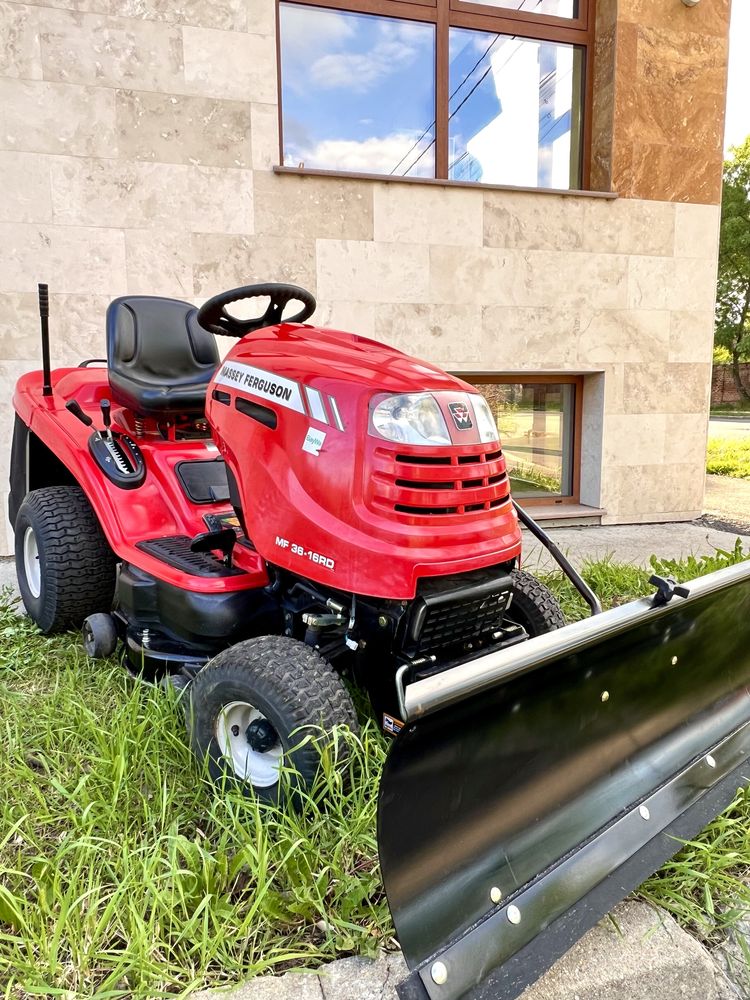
top-left (65, 399), bottom-right (94, 427)
top-left (100, 398), bottom-right (112, 438)
top-left (649, 574), bottom-right (690, 608)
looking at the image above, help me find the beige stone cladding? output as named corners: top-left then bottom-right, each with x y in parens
top-left (0, 0), bottom-right (720, 554)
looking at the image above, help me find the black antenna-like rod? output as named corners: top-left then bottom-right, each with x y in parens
top-left (38, 283), bottom-right (52, 397)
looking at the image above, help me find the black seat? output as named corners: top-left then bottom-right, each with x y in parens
top-left (106, 296), bottom-right (219, 417)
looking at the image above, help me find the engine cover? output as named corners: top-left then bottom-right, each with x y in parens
top-left (206, 323), bottom-right (522, 599)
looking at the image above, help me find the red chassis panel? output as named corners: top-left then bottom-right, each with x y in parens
top-left (13, 367), bottom-right (268, 594)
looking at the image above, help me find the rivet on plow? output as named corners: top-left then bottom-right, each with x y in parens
top-left (671, 656), bottom-right (678, 666)
top-left (507, 905), bottom-right (521, 925)
top-left (706, 754), bottom-right (716, 768)
top-left (601, 691), bottom-right (609, 702)
top-left (431, 961), bottom-right (448, 985)
top-left (639, 805), bottom-right (651, 820)
top-left (490, 886), bottom-right (503, 904)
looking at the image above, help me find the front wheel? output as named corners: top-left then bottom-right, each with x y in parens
top-left (506, 568), bottom-right (565, 636)
top-left (187, 635), bottom-right (359, 805)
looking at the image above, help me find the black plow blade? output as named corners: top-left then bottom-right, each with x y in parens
top-left (377, 562), bottom-right (750, 1000)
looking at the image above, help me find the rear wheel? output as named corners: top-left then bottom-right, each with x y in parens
top-left (15, 486), bottom-right (117, 634)
top-left (187, 635), bottom-right (359, 804)
top-left (506, 568), bottom-right (565, 636)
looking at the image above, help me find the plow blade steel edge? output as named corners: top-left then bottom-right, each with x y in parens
top-left (377, 561), bottom-right (750, 1000)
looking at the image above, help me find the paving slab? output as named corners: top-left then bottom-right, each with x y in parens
top-left (191, 902), bottom-right (735, 1000)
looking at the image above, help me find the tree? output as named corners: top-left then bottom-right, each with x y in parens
top-left (715, 136), bottom-right (750, 402)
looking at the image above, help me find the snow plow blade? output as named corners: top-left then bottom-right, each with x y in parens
top-left (377, 561), bottom-right (750, 1000)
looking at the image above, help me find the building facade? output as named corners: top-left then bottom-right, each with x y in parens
top-left (0, 0), bottom-right (731, 552)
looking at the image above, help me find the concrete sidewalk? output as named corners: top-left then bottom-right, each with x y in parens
top-left (193, 901), bottom-right (736, 1000)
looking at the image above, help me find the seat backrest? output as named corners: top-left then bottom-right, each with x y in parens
top-left (107, 296), bottom-right (219, 379)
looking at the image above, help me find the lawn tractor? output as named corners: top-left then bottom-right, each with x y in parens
top-left (10, 282), bottom-right (750, 1000)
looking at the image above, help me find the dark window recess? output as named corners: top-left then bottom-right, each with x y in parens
top-left (212, 389), bottom-right (231, 405)
top-left (235, 397), bottom-right (278, 429)
top-left (176, 460), bottom-right (231, 504)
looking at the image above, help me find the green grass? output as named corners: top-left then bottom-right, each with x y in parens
top-left (2, 538), bottom-right (750, 997)
top-left (707, 437), bottom-right (750, 479)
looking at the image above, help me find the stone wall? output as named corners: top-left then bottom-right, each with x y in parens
top-left (0, 0), bottom-right (725, 553)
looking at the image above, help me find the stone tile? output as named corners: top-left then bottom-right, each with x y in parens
top-left (627, 255), bottom-right (672, 311)
top-left (481, 306), bottom-right (584, 369)
top-left (39, 9), bottom-right (184, 92)
top-left (636, 24), bottom-right (728, 93)
top-left (375, 183), bottom-right (482, 247)
top-left (51, 156), bottom-right (189, 229)
top-left (188, 165), bottom-right (253, 234)
top-left (0, 79), bottom-right (117, 156)
top-left (603, 413), bottom-right (667, 466)
top-left (317, 953), bottom-right (406, 1000)
top-left (631, 83), bottom-right (725, 153)
top-left (603, 462), bottom-right (706, 518)
top-left (664, 411), bottom-right (710, 466)
top-left (624, 141), bottom-right (723, 206)
top-left (111, 0), bottom-right (246, 30)
top-left (484, 191), bottom-right (584, 251)
top-left (317, 240), bottom-right (429, 305)
top-left (0, 223), bottom-right (126, 295)
top-left (523, 250), bottom-right (629, 310)
top-left (250, 104), bottom-right (279, 170)
top-left (255, 172), bottom-right (372, 241)
top-left (246, 0), bottom-right (275, 36)
top-left (116, 90), bottom-right (252, 168)
top-left (0, 293), bottom-right (109, 380)
top-left (191, 970), bottom-right (323, 999)
top-left (668, 310), bottom-right (715, 364)
top-left (374, 303), bottom-right (484, 366)
top-left (313, 300), bottom-right (375, 340)
top-left (182, 26), bottom-right (276, 103)
top-left (621, 362), bottom-right (711, 414)
top-left (125, 230), bottom-right (193, 297)
top-left (674, 202), bottom-right (721, 260)
top-left (0, 2), bottom-right (42, 79)
top-left (50, 156), bottom-right (252, 234)
top-left (192, 233), bottom-right (316, 296)
top-left (0, 152), bottom-right (52, 223)
top-left (620, 0), bottom-right (730, 35)
top-left (429, 245), bottom-right (522, 307)
top-left (577, 308), bottom-right (670, 364)
top-left (669, 257), bottom-right (720, 314)
top-left (583, 198), bottom-right (675, 256)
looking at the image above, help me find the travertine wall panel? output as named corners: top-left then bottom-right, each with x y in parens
top-left (0, 0), bottom-right (726, 554)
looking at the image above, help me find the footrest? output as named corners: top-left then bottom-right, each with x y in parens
top-left (137, 536), bottom-right (245, 577)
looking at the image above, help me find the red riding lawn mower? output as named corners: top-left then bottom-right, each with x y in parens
top-left (11, 282), bottom-right (750, 1000)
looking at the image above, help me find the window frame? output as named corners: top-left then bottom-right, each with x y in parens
top-left (275, 0), bottom-right (594, 188)
top-left (461, 373), bottom-right (583, 506)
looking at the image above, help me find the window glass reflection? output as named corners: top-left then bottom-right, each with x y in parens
top-left (463, 0), bottom-right (577, 18)
top-left (474, 382), bottom-right (575, 497)
top-left (448, 29), bottom-right (582, 187)
top-left (280, 4), bottom-right (436, 177)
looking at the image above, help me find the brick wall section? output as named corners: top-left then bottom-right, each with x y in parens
top-left (712, 364), bottom-right (750, 404)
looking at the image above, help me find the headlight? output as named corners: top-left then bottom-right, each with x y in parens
top-left (371, 393), bottom-right (451, 446)
top-left (470, 395), bottom-right (500, 444)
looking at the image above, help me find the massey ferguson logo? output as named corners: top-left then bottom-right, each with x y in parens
top-left (448, 401), bottom-right (473, 431)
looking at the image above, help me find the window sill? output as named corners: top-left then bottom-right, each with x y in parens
top-left (273, 165), bottom-right (618, 199)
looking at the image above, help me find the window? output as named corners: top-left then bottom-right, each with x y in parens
top-left (278, 0), bottom-right (590, 188)
top-left (466, 375), bottom-right (581, 503)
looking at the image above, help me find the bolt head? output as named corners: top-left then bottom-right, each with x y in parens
top-left (507, 904), bottom-right (521, 925)
top-left (639, 805), bottom-right (650, 821)
top-left (490, 886), bottom-right (502, 904)
top-left (431, 961), bottom-right (448, 985)
top-left (378, 615), bottom-right (388, 628)
top-left (671, 656), bottom-right (678, 666)
top-left (601, 690), bottom-right (609, 703)
top-left (706, 754), bottom-right (716, 768)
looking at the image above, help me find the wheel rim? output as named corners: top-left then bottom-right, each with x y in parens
top-left (215, 701), bottom-right (283, 787)
top-left (23, 526), bottom-right (41, 599)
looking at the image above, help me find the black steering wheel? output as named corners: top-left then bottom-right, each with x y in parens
top-left (196, 283), bottom-right (316, 337)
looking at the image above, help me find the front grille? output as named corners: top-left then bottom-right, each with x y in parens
top-left (370, 445), bottom-right (511, 517)
top-left (405, 568), bottom-right (514, 656)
